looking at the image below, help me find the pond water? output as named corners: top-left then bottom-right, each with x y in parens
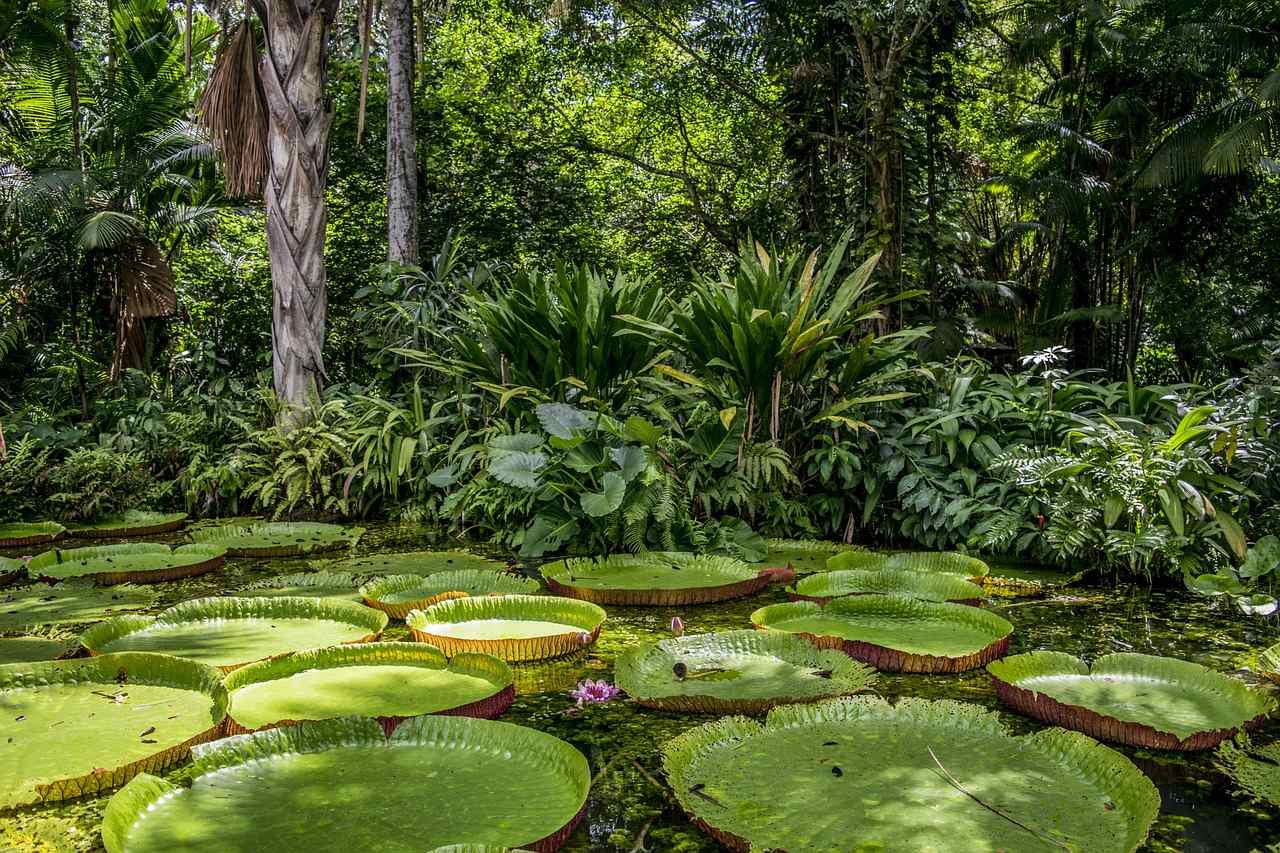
top-left (3, 522), bottom-right (1278, 852)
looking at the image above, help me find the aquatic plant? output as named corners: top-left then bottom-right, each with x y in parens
top-left (570, 679), bottom-right (620, 707)
top-left (26, 543), bottom-right (225, 585)
top-left (541, 552), bottom-right (786, 606)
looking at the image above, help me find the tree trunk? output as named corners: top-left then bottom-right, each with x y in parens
top-left (260, 0), bottom-right (339, 413)
top-left (386, 0), bottom-right (419, 264)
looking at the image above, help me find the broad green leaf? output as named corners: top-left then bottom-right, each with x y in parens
top-left (1217, 511), bottom-right (1248, 560)
top-left (487, 451), bottom-right (547, 490)
top-left (580, 472), bottom-right (626, 517)
top-left (535, 403), bottom-right (593, 439)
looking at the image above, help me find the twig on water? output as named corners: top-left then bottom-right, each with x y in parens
top-left (628, 815), bottom-right (656, 853)
top-left (927, 747), bottom-right (1070, 851)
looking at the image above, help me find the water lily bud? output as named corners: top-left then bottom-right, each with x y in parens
top-left (670, 616), bottom-right (685, 637)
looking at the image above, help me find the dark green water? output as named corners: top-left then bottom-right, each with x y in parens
top-left (2, 523), bottom-right (1278, 852)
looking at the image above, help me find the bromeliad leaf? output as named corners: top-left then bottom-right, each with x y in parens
top-left (580, 472), bottom-right (626, 517)
top-left (488, 451), bottom-right (547, 490)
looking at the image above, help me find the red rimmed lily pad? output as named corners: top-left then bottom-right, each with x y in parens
top-left (407, 594), bottom-right (604, 662)
top-left (0, 522), bottom-right (66, 550)
top-left (26, 543), bottom-right (226, 585)
top-left (541, 553), bottom-right (791, 606)
top-left (988, 651), bottom-right (1276, 751)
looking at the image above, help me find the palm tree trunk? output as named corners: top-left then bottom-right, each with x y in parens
top-left (386, 0), bottom-right (418, 264)
top-left (260, 0), bottom-right (339, 412)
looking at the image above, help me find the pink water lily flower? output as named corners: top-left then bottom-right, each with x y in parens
top-left (570, 679), bottom-right (620, 707)
top-left (670, 616), bottom-right (685, 637)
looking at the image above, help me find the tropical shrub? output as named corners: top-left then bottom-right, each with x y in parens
top-left (45, 447), bottom-right (165, 521)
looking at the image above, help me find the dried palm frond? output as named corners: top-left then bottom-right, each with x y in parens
top-left (197, 18), bottom-right (267, 198)
top-left (112, 239), bottom-right (177, 377)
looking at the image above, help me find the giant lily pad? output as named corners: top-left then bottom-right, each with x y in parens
top-left (0, 636), bottom-right (76, 664)
top-left (190, 522), bottom-right (364, 558)
top-left (788, 568), bottom-right (984, 606)
top-left (0, 653), bottom-right (227, 810)
top-left (407, 594), bottom-right (605, 662)
top-left (615, 630), bottom-right (876, 715)
top-left (66, 511), bottom-right (188, 539)
top-left (980, 563), bottom-right (1083, 598)
top-left (751, 595), bottom-right (1013, 673)
top-left (758, 539), bottom-right (857, 575)
top-left (0, 522), bottom-right (66, 549)
top-left (1258, 640), bottom-right (1280, 685)
top-left (80, 597), bottom-right (388, 672)
top-left (314, 549), bottom-right (506, 577)
top-left (662, 696), bottom-right (1159, 853)
top-left (27, 543), bottom-right (226, 585)
top-left (541, 553), bottom-right (787, 606)
top-left (223, 643), bottom-right (514, 734)
top-left (102, 715), bottom-right (590, 852)
top-left (0, 582), bottom-right (157, 631)
top-left (1217, 737), bottom-right (1280, 807)
top-left (240, 572), bottom-right (364, 603)
top-left (361, 571), bottom-right (541, 620)
top-left (988, 651), bottom-right (1275, 751)
top-left (827, 549), bottom-right (991, 580)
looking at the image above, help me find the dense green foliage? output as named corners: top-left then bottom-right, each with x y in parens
top-left (2, 1), bottom-right (1279, 615)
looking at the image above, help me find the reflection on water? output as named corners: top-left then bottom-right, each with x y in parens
top-left (2, 522), bottom-right (1278, 852)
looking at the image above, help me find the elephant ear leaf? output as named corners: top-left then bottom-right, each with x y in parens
top-left (1239, 535), bottom-right (1280, 580)
top-left (519, 512), bottom-right (580, 558)
top-left (581, 472), bottom-right (626, 517)
top-left (611, 446), bottom-right (648, 482)
top-left (488, 451), bottom-right (547, 490)
top-left (536, 403), bottom-right (593, 439)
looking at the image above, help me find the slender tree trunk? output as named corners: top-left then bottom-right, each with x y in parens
top-left (260, 0), bottom-right (339, 413)
top-left (386, 0), bottom-right (418, 263)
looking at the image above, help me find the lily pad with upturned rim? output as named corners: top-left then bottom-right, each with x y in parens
top-left (988, 651), bottom-right (1275, 751)
top-left (751, 595), bottom-right (1013, 673)
top-left (0, 522), bottom-right (66, 549)
top-left (407, 594), bottom-right (604, 662)
top-left (361, 571), bottom-right (541, 619)
top-left (0, 636), bottom-right (76, 664)
top-left (615, 630), bottom-right (876, 715)
top-left (239, 572), bottom-right (364, 603)
top-left (313, 549), bottom-right (507, 577)
top-left (223, 642), bottom-right (514, 734)
top-left (0, 653), bottom-right (227, 810)
top-left (190, 522), bottom-right (364, 558)
top-left (26, 543), bottom-right (226, 585)
top-left (826, 549), bottom-right (991, 580)
top-left (661, 695), bottom-right (1159, 853)
top-left (66, 511), bottom-right (188, 539)
top-left (541, 553), bottom-right (784, 606)
top-left (758, 539), bottom-right (857, 575)
top-left (0, 583), bottom-right (158, 631)
top-left (788, 568), bottom-right (985, 606)
top-left (101, 715), bottom-right (591, 853)
top-left (80, 596), bottom-right (388, 672)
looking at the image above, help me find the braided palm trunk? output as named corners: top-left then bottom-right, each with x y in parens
top-left (260, 0), bottom-right (339, 410)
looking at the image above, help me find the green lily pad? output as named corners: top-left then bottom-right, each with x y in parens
top-left (0, 522), bottom-right (66, 549)
top-left (240, 572), bottom-right (364, 603)
top-left (827, 550), bottom-right (991, 579)
top-left (190, 522), bottom-right (364, 558)
top-left (758, 539), bottom-right (856, 574)
top-left (1259, 641), bottom-right (1280, 685)
top-left (313, 549), bottom-right (507, 577)
top-left (80, 597), bottom-right (388, 672)
top-left (0, 653), bottom-right (227, 810)
top-left (751, 595), bottom-right (1013, 673)
top-left (541, 552), bottom-right (778, 606)
top-left (360, 571), bottom-right (541, 619)
top-left (615, 630), bottom-right (876, 715)
top-left (662, 696), bottom-right (1159, 853)
top-left (102, 716), bottom-right (590, 852)
top-left (407, 594), bottom-right (605, 662)
top-left (0, 636), bottom-right (76, 664)
top-left (26, 543), bottom-right (226, 585)
top-left (981, 563), bottom-right (1083, 598)
top-left (0, 583), bottom-right (158, 631)
top-left (1217, 737), bottom-right (1280, 807)
top-left (66, 511), bottom-right (188, 539)
top-left (788, 568), bottom-right (985, 605)
top-left (223, 642), bottom-right (514, 733)
top-left (988, 651), bottom-right (1276, 750)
